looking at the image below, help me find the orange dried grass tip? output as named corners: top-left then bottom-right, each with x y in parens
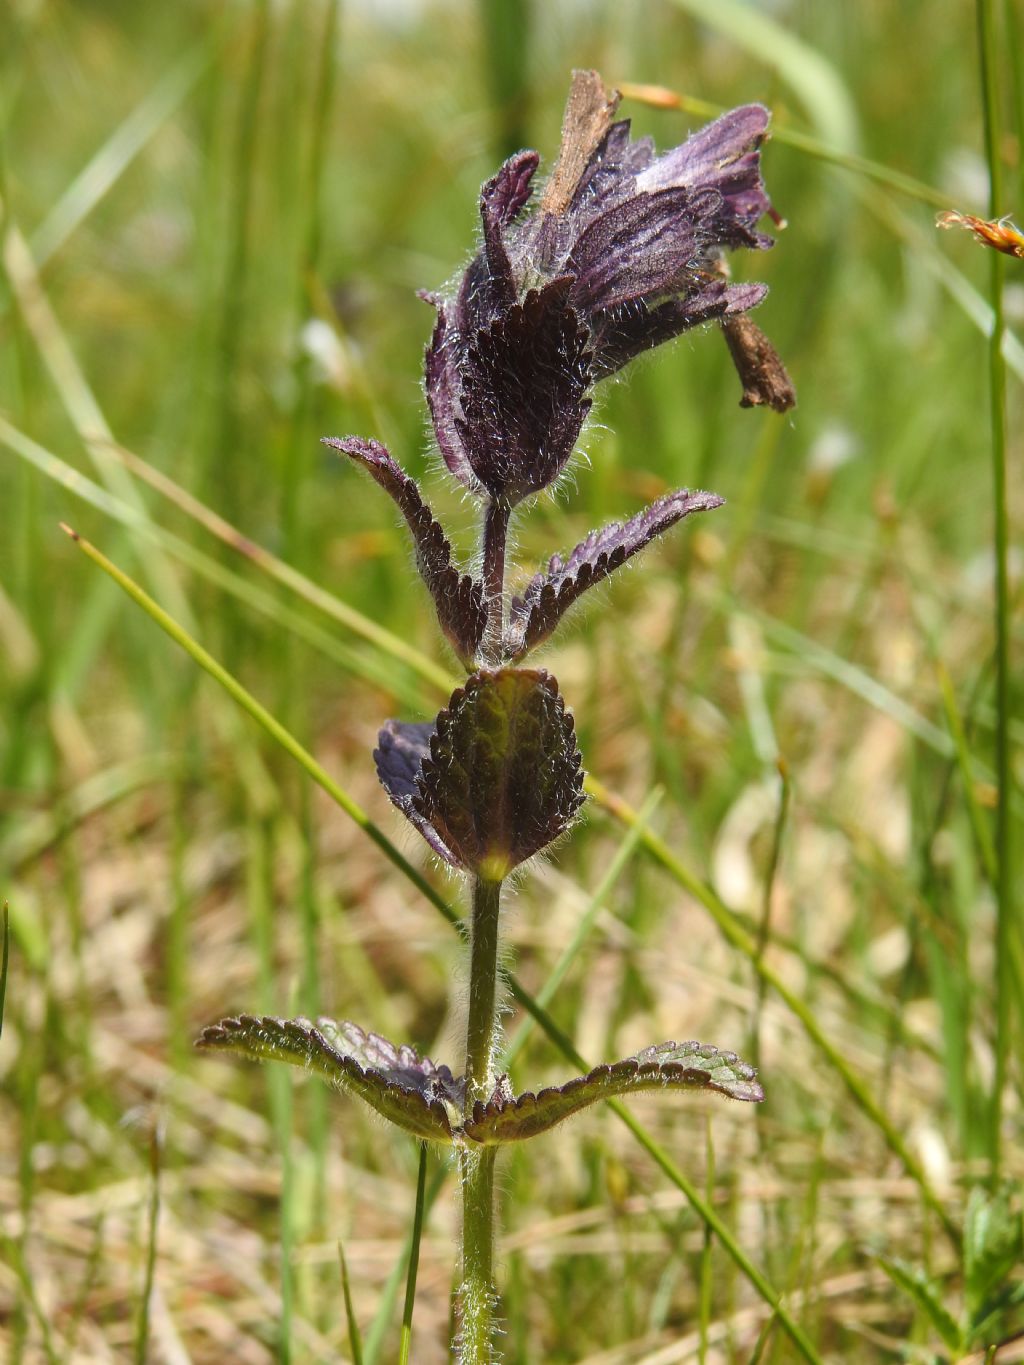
top-left (616, 81), bottom-right (684, 111)
top-left (936, 209), bottom-right (1024, 259)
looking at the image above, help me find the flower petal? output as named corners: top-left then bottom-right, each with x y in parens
top-left (590, 280), bottom-right (768, 378)
top-left (567, 186), bottom-right (700, 311)
top-left (423, 299), bottom-right (478, 489)
top-left (457, 150), bottom-right (541, 333)
top-left (637, 105), bottom-right (774, 244)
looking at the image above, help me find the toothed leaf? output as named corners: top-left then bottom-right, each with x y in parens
top-left (323, 436), bottom-right (486, 663)
top-left (505, 488), bottom-right (723, 659)
top-left (386, 668), bottom-right (584, 878)
top-left (195, 1015), bottom-right (460, 1143)
top-left (463, 1041), bottom-right (763, 1144)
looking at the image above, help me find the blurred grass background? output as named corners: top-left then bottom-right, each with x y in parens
top-left (1, 0), bottom-right (1022, 1361)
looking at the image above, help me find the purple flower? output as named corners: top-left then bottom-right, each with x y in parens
top-left (425, 70), bottom-right (780, 506)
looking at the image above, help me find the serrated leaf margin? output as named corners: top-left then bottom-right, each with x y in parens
top-left (463, 1040), bottom-right (764, 1145)
top-left (195, 1014), bottom-right (458, 1144)
top-left (504, 487), bottom-right (723, 660)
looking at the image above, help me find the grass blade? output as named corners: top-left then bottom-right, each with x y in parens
top-left (103, 437), bottom-right (453, 693)
top-left (398, 1144), bottom-right (428, 1365)
top-left (975, 0), bottom-right (1016, 1183)
top-left (133, 1122), bottom-right (162, 1365)
top-left (363, 1164), bottom-right (450, 1365)
top-left (338, 1241), bottom-right (364, 1365)
top-left (586, 774), bottom-right (960, 1248)
top-left (0, 413), bottom-right (429, 707)
top-left (478, 0), bottom-right (531, 158)
top-left (60, 523), bottom-right (461, 932)
top-left (667, 0), bottom-right (859, 150)
top-left (31, 45), bottom-right (209, 269)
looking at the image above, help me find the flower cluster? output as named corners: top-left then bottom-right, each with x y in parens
top-left (325, 70), bottom-right (790, 681)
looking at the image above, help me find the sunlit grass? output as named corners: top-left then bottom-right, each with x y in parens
top-left (1, 0), bottom-right (1021, 1360)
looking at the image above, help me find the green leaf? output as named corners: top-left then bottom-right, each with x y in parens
top-left (876, 1255), bottom-right (962, 1353)
top-left (463, 1041), bottom-right (763, 1145)
top-left (411, 668), bottom-right (585, 880)
top-left (195, 1016), bottom-right (461, 1144)
top-left (964, 1185), bottom-right (1023, 1325)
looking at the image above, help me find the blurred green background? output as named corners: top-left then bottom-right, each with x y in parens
top-left (1, 0), bottom-right (1021, 1361)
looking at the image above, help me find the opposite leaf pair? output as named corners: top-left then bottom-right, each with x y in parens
top-left (196, 1015), bottom-right (765, 1147)
top-left (322, 435), bottom-right (723, 668)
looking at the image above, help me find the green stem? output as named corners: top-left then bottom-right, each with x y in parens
top-left (464, 876), bottom-right (503, 1104)
top-left (458, 1145), bottom-right (498, 1364)
top-left (458, 875), bottom-right (503, 1362)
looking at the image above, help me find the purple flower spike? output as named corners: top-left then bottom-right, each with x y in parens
top-left (424, 71), bottom-right (788, 505)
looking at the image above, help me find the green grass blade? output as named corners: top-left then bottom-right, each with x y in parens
top-left (133, 1123), bottom-right (162, 1365)
top-left (31, 45), bottom-right (210, 269)
top-left (668, 0), bottom-right (859, 150)
top-left (338, 1240), bottom-right (364, 1365)
top-left (398, 1144), bottom-right (428, 1365)
top-left (104, 438), bottom-right (453, 694)
top-left (0, 417), bottom-right (430, 710)
top-left (937, 664), bottom-right (997, 883)
top-left (976, 0), bottom-right (1016, 1183)
top-left (751, 760), bottom-right (791, 1072)
top-left (501, 786), bottom-right (662, 1071)
top-left (478, 0), bottom-right (531, 158)
top-left (586, 775), bottom-right (960, 1248)
top-left (62, 524), bottom-right (461, 932)
top-left (363, 1164), bottom-right (449, 1365)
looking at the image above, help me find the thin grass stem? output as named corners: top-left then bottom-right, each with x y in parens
top-left (60, 524), bottom-right (461, 933)
top-left (338, 1241), bottom-right (364, 1365)
top-left (586, 774), bottom-right (960, 1248)
top-left (976, 0), bottom-right (1016, 1185)
top-left (398, 1144), bottom-right (429, 1365)
top-left (132, 1123), bottom-right (162, 1365)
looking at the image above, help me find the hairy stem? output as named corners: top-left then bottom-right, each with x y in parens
top-left (464, 876), bottom-right (503, 1105)
top-left (480, 497), bottom-right (510, 663)
top-left (458, 875), bottom-right (503, 1361)
top-left (458, 1145), bottom-right (498, 1364)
